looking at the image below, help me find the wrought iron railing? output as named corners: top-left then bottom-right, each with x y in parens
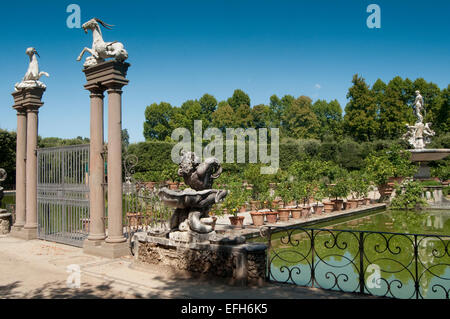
top-left (263, 225), bottom-right (450, 299)
top-left (122, 154), bottom-right (172, 240)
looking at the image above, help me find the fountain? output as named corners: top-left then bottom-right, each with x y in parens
top-left (131, 151), bottom-right (267, 285)
top-left (402, 91), bottom-right (450, 208)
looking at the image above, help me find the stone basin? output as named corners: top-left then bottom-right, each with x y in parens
top-left (409, 149), bottom-right (450, 162)
top-left (158, 187), bottom-right (227, 209)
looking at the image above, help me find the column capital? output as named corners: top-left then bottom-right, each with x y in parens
top-left (12, 87), bottom-right (45, 111)
top-left (106, 86), bottom-right (124, 94)
top-left (83, 60), bottom-right (130, 91)
top-left (13, 106), bottom-right (27, 115)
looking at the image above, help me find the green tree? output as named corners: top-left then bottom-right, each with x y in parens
top-left (199, 93), bottom-right (218, 126)
top-left (0, 129), bottom-right (16, 189)
top-left (378, 76), bottom-right (414, 139)
top-left (436, 85), bottom-right (450, 133)
top-left (227, 89), bottom-right (250, 111)
top-left (143, 102), bottom-right (173, 141)
top-left (211, 103), bottom-right (236, 131)
top-left (282, 96), bottom-right (319, 139)
top-left (344, 74), bottom-right (379, 141)
top-left (312, 99), bottom-right (343, 139)
top-left (234, 104), bottom-right (254, 128)
top-left (252, 104), bottom-right (273, 129)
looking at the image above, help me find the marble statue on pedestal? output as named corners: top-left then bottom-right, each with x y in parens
top-left (158, 152), bottom-right (228, 242)
top-left (14, 48), bottom-right (49, 91)
top-left (402, 90), bottom-right (435, 149)
top-left (77, 18), bottom-right (128, 67)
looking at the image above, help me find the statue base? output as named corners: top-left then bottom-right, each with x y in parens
top-left (132, 232), bottom-right (267, 286)
top-left (169, 230), bottom-right (216, 244)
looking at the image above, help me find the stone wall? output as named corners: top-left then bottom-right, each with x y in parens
top-left (134, 233), bottom-right (267, 286)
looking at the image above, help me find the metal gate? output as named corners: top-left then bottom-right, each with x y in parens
top-left (37, 144), bottom-right (90, 247)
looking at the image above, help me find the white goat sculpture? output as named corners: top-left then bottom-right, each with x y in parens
top-left (77, 18), bottom-right (128, 66)
top-left (14, 47), bottom-right (49, 91)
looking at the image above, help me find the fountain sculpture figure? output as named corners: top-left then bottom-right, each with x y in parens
top-left (157, 152), bottom-right (228, 241)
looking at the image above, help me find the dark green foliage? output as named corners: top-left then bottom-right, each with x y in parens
top-left (0, 129), bottom-right (16, 189)
top-left (390, 180), bottom-right (428, 210)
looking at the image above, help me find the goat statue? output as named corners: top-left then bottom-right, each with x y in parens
top-left (77, 18), bottom-right (128, 67)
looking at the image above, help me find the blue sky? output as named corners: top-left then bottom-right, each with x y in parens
top-left (0, 0), bottom-right (449, 143)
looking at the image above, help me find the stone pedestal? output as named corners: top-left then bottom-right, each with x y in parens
top-left (10, 87), bottom-right (45, 240)
top-left (0, 211), bottom-right (12, 235)
top-left (133, 232), bottom-right (267, 286)
top-left (82, 60), bottom-right (130, 257)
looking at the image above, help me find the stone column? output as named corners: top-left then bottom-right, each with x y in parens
top-left (11, 87), bottom-right (44, 240)
top-left (24, 106), bottom-right (39, 234)
top-left (105, 85), bottom-right (126, 244)
top-left (82, 60), bottom-right (130, 258)
top-left (86, 86), bottom-right (106, 242)
top-left (11, 103), bottom-right (27, 231)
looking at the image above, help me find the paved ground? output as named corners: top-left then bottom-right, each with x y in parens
top-left (0, 236), bottom-right (371, 299)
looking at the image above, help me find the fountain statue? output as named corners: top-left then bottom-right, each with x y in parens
top-left (399, 92), bottom-right (450, 208)
top-left (157, 151), bottom-right (228, 242)
top-left (77, 18), bottom-right (128, 67)
top-left (14, 48), bottom-right (49, 91)
top-left (0, 169), bottom-right (12, 234)
top-left (402, 91), bottom-right (435, 150)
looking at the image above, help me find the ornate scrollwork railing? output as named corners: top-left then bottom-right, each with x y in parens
top-left (266, 225), bottom-right (450, 299)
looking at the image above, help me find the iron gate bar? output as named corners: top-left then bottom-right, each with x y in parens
top-left (266, 224), bottom-right (450, 299)
top-left (37, 144), bottom-right (90, 247)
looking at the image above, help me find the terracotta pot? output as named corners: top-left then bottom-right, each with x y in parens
top-left (365, 198), bottom-right (371, 205)
top-left (358, 199), bottom-right (365, 206)
top-left (145, 181), bottom-right (157, 190)
top-left (388, 176), bottom-right (404, 185)
top-left (229, 215), bottom-right (245, 228)
top-left (250, 200), bottom-right (260, 210)
top-left (278, 208), bottom-right (290, 222)
top-left (313, 205), bottom-right (323, 215)
top-left (126, 212), bottom-right (143, 227)
top-left (272, 200), bottom-right (281, 209)
top-left (347, 199), bottom-right (358, 209)
top-left (291, 208), bottom-right (302, 219)
top-left (265, 211), bottom-right (279, 224)
top-left (332, 199), bottom-right (343, 211)
top-left (378, 183), bottom-right (394, 198)
top-left (301, 206), bottom-right (311, 218)
top-left (250, 211), bottom-right (265, 226)
top-left (323, 202), bottom-right (334, 213)
top-left (168, 182), bottom-right (178, 190)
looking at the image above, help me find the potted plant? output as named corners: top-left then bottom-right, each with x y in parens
top-left (243, 164), bottom-right (269, 211)
top-left (224, 183), bottom-right (245, 228)
top-left (347, 171), bottom-right (360, 209)
top-left (327, 177), bottom-right (349, 211)
top-left (276, 181), bottom-right (293, 222)
top-left (260, 189), bottom-right (279, 224)
top-left (161, 166), bottom-right (180, 190)
top-left (311, 182), bottom-right (325, 215)
top-left (365, 144), bottom-right (417, 201)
